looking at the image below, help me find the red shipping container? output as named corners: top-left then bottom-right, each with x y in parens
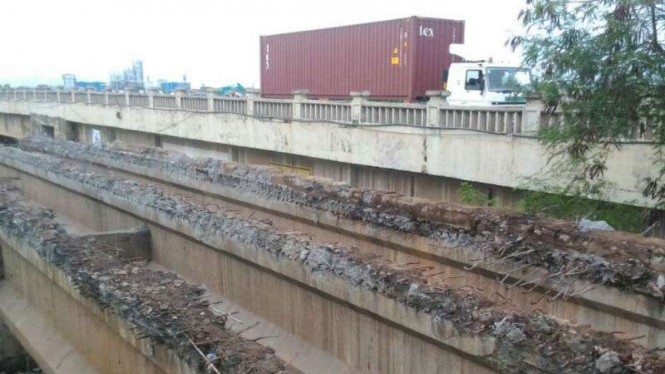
top-left (260, 16), bottom-right (465, 101)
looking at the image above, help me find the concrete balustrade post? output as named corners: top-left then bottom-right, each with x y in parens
top-left (522, 93), bottom-right (544, 134)
top-left (175, 89), bottom-right (185, 109)
top-left (291, 89), bottom-right (309, 119)
top-left (245, 92), bottom-right (256, 116)
top-left (207, 90), bottom-right (215, 112)
top-left (71, 91), bottom-right (76, 103)
top-left (104, 91), bottom-right (110, 105)
top-left (56, 90), bottom-right (61, 102)
top-left (33, 91), bottom-right (37, 101)
top-left (125, 91), bottom-right (131, 106)
top-left (426, 90), bottom-right (450, 127)
top-left (350, 91), bottom-right (370, 124)
top-left (148, 89), bottom-right (156, 108)
top-left (87, 89), bottom-right (92, 105)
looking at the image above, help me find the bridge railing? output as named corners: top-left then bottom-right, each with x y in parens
top-left (361, 101), bottom-right (428, 127)
top-left (253, 98), bottom-right (293, 119)
top-left (181, 96), bottom-right (208, 111)
top-left (74, 92), bottom-right (88, 104)
top-left (90, 92), bottom-right (106, 105)
top-left (213, 97), bottom-right (246, 114)
top-left (0, 88), bottom-right (620, 137)
top-left (438, 106), bottom-right (524, 134)
top-left (301, 100), bottom-right (352, 122)
top-left (129, 94), bottom-right (149, 107)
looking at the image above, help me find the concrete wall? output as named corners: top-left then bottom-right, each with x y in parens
top-left (0, 101), bottom-right (657, 209)
top-left (0, 113), bottom-right (31, 139)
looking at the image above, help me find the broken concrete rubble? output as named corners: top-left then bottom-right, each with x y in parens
top-left (0, 144), bottom-right (664, 373)
top-left (0, 194), bottom-right (285, 374)
top-left (18, 137), bottom-right (665, 300)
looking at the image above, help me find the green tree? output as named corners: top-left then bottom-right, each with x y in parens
top-left (458, 182), bottom-right (497, 207)
top-left (513, 0), bottom-right (665, 206)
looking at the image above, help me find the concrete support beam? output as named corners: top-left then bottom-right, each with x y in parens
top-left (0, 97), bottom-right (657, 208)
top-left (77, 227), bottom-right (152, 260)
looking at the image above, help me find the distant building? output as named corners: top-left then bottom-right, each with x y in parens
top-left (75, 81), bottom-right (106, 91)
top-left (62, 74), bottom-right (76, 90)
top-left (160, 81), bottom-right (191, 92)
top-left (109, 60), bottom-right (144, 91)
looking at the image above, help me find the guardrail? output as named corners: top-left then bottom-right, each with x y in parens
top-left (4, 88), bottom-right (650, 139)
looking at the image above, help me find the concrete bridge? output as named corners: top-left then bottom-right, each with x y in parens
top-left (0, 136), bottom-right (663, 374)
top-left (0, 89), bottom-right (658, 211)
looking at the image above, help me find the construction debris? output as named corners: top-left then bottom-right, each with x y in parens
top-left (0, 141), bottom-right (664, 373)
top-left (0, 194), bottom-right (285, 374)
top-left (18, 137), bottom-right (665, 300)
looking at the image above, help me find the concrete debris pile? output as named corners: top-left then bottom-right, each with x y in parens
top-left (0, 144), bottom-right (664, 373)
top-left (19, 137), bottom-right (665, 300)
top-left (0, 193), bottom-right (285, 374)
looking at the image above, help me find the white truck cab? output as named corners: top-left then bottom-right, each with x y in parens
top-left (445, 62), bottom-right (532, 106)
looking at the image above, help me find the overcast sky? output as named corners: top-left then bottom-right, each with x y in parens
top-left (0, 0), bottom-right (526, 88)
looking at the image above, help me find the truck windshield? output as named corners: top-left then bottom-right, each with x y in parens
top-left (486, 68), bottom-right (531, 93)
